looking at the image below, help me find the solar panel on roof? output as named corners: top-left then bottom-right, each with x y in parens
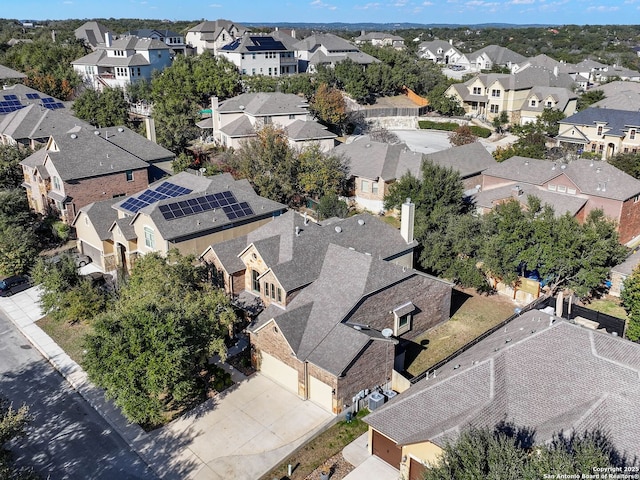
top-left (120, 197), bottom-right (150, 214)
top-left (155, 181), bottom-right (193, 197)
top-left (3, 95), bottom-right (18, 101)
top-left (53, 102), bottom-right (64, 109)
top-left (25, 93), bottom-right (39, 99)
top-left (41, 97), bottom-right (55, 104)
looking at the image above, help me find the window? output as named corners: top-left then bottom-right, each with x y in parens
top-left (591, 144), bottom-right (597, 152)
top-left (599, 144), bottom-right (604, 153)
top-left (567, 188), bottom-right (576, 195)
top-left (597, 126), bottom-right (603, 136)
top-left (635, 195), bottom-right (640, 203)
top-left (277, 288), bottom-right (282, 302)
top-left (289, 114), bottom-right (295, 120)
top-left (372, 182), bottom-right (379, 195)
top-left (263, 116), bottom-right (272, 124)
top-left (393, 302), bottom-right (414, 336)
top-left (251, 270), bottom-right (260, 293)
top-left (242, 69), bottom-right (246, 75)
top-left (241, 53), bottom-right (245, 60)
top-left (473, 87), bottom-right (482, 95)
top-left (491, 89), bottom-right (500, 97)
top-left (546, 101), bottom-right (553, 107)
top-left (270, 283), bottom-right (275, 299)
top-left (264, 282), bottom-right (270, 297)
top-left (530, 99), bottom-right (537, 107)
top-left (125, 170), bottom-right (133, 182)
top-left (471, 102), bottom-right (478, 111)
top-left (631, 129), bottom-right (636, 140)
top-left (625, 148), bottom-right (629, 153)
top-left (143, 227), bottom-right (155, 249)
top-left (268, 67), bottom-right (272, 76)
top-left (490, 105), bottom-right (499, 113)
top-left (53, 176), bottom-right (61, 190)
top-left (252, 53), bottom-right (256, 59)
top-left (548, 184), bottom-right (557, 191)
top-left (557, 185), bottom-right (567, 193)
top-left (361, 180), bottom-right (370, 193)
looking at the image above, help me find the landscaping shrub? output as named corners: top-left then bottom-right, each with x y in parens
top-left (470, 126), bottom-right (492, 138)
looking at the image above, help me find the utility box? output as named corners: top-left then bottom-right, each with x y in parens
top-left (368, 392), bottom-right (385, 411)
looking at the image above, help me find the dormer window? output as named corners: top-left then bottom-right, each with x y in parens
top-left (630, 129), bottom-right (636, 140)
top-left (597, 126), bottom-right (603, 136)
top-left (530, 99), bottom-right (537, 107)
top-left (393, 302), bottom-right (415, 336)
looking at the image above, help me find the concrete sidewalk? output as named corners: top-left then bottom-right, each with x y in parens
top-left (0, 287), bottom-right (334, 479)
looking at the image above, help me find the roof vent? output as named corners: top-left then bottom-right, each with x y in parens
top-left (596, 167), bottom-right (601, 173)
top-left (365, 143), bottom-right (371, 148)
top-left (358, 218), bottom-right (365, 226)
top-left (94, 131), bottom-right (100, 135)
top-left (117, 127), bottom-right (124, 132)
top-left (561, 164), bottom-right (566, 170)
top-left (335, 226), bottom-right (342, 233)
top-left (70, 134), bottom-right (77, 139)
top-left (239, 105), bottom-right (245, 110)
top-left (295, 226), bottom-right (300, 236)
top-left (552, 162), bottom-right (556, 170)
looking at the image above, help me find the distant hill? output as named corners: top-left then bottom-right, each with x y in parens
top-left (241, 22), bottom-right (553, 31)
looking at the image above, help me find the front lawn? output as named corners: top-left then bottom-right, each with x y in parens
top-left (37, 315), bottom-right (91, 365)
top-left (405, 288), bottom-right (516, 377)
top-left (260, 409), bottom-right (369, 480)
top-left (585, 296), bottom-right (628, 320)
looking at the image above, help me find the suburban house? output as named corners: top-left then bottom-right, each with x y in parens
top-left (467, 45), bottom-right (527, 72)
top-left (293, 33), bottom-right (379, 73)
top-left (218, 33), bottom-right (298, 76)
top-left (204, 92), bottom-right (336, 150)
top-left (417, 39), bottom-right (467, 66)
top-left (364, 310), bottom-right (640, 478)
top-left (590, 81), bottom-right (640, 111)
top-left (445, 66), bottom-right (576, 124)
top-left (124, 29), bottom-right (189, 56)
top-left (71, 33), bottom-right (173, 90)
top-left (19, 125), bottom-right (173, 223)
top-left (557, 107), bottom-right (640, 160)
top-left (0, 105), bottom-right (90, 149)
top-left (73, 171), bottom-right (286, 273)
top-left (201, 205), bottom-right (453, 414)
top-left (476, 156), bottom-right (640, 244)
top-left (73, 21), bottom-right (116, 51)
top-left (333, 137), bottom-right (495, 212)
top-left (185, 19), bottom-right (249, 55)
top-left (514, 54), bottom-right (590, 90)
top-left (609, 250), bottom-right (640, 297)
top-left (354, 31), bottom-right (405, 49)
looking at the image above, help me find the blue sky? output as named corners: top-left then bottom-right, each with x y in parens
top-left (5, 0), bottom-right (638, 25)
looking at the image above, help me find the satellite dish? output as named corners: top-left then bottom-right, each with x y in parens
top-left (381, 328), bottom-right (393, 338)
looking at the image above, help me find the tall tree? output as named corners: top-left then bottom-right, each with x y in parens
top-left (0, 145), bottom-right (31, 189)
top-left (297, 143), bottom-right (349, 200)
top-left (72, 87), bottom-right (128, 127)
top-left (0, 189), bottom-right (39, 276)
top-left (310, 83), bottom-right (348, 133)
top-left (621, 266), bottom-right (640, 342)
top-left (0, 396), bottom-right (38, 480)
top-left (83, 251), bottom-right (237, 427)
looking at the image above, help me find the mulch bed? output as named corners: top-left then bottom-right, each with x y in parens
top-left (303, 453), bottom-right (354, 480)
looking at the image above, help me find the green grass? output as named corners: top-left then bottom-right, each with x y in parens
top-left (37, 315), bottom-right (92, 365)
top-left (405, 289), bottom-right (516, 377)
top-left (586, 297), bottom-right (628, 320)
top-left (260, 409), bottom-right (369, 480)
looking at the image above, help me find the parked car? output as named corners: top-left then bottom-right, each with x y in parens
top-left (49, 252), bottom-right (92, 268)
top-left (0, 275), bottom-right (31, 296)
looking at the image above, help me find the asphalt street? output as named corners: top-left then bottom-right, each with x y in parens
top-left (0, 312), bottom-right (157, 480)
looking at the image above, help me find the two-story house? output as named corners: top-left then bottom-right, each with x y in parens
top-left (72, 33), bottom-right (173, 90)
top-left (218, 33), bottom-right (298, 76)
top-left (202, 205), bottom-right (453, 414)
top-left (293, 33), bottom-right (379, 73)
top-left (73, 21), bottom-right (116, 51)
top-left (445, 66), bottom-right (576, 124)
top-left (354, 31), bottom-right (405, 49)
top-left (475, 156), bottom-right (640, 244)
top-left (467, 45), bottom-right (527, 72)
top-left (124, 28), bottom-right (189, 56)
top-left (72, 171), bottom-right (286, 273)
top-left (19, 125), bottom-right (173, 223)
top-left (557, 107), bottom-right (640, 160)
top-left (206, 92), bottom-right (336, 150)
top-left (185, 19), bottom-right (249, 55)
top-left (417, 39), bottom-right (468, 67)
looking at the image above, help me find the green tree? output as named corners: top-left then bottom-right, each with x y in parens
top-left (126, 79), bottom-right (153, 104)
top-left (423, 424), bottom-right (629, 480)
top-left (0, 144), bottom-right (31, 189)
top-left (297, 143), bottom-right (349, 199)
top-left (83, 251), bottom-right (237, 427)
top-left (577, 89), bottom-right (605, 111)
top-left (0, 396), bottom-right (38, 480)
top-left (333, 59), bottom-right (368, 103)
top-left (448, 125), bottom-right (478, 146)
top-left (427, 83), bottom-right (465, 116)
top-left (229, 125), bottom-right (299, 205)
top-left (621, 266), bottom-right (640, 342)
top-left (316, 194), bottom-right (349, 220)
top-left (72, 87), bottom-right (129, 127)
top-left (538, 107), bottom-right (566, 137)
top-left (242, 74), bottom-right (279, 93)
top-left (279, 74), bottom-right (315, 100)
top-left (0, 190), bottom-right (39, 276)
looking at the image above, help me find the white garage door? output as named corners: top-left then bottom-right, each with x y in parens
top-left (260, 352), bottom-right (298, 394)
top-left (308, 376), bottom-right (333, 413)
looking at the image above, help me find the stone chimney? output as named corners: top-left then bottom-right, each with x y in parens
top-left (400, 198), bottom-right (415, 245)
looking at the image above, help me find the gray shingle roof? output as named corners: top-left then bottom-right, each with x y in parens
top-left (591, 91), bottom-right (640, 111)
top-left (482, 156), bottom-right (563, 185)
top-left (74, 21), bottom-right (114, 48)
top-left (0, 104), bottom-right (89, 143)
top-left (117, 172), bottom-right (286, 242)
top-left (97, 126), bottom-right (174, 163)
top-left (333, 137), bottom-right (422, 182)
top-left (218, 92), bottom-right (309, 117)
top-left (470, 45), bottom-right (527, 65)
top-left (0, 63), bottom-right (27, 80)
top-left (308, 50), bottom-right (379, 67)
top-left (611, 250), bottom-right (640, 277)
top-left (188, 19), bottom-right (249, 35)
top-left (219, 115), bottom-right (254, 138)
top-left (74, 198), bottom-right (120, 240)
top-left (559, 107), bottom-right (640, 137)
top-left (424, 142), bottom-right (495, 179)
top-left (365, 311), bottom-right (640, 459)
top-left (293, 33), bottom-right (359, 53)
top-left (286, 120), bottom-right (336, 141)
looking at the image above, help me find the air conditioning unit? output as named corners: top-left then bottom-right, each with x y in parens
top-left (383, 390), bottom-right (397, 401)
top-left (368, 392), bottom-right (385, 411)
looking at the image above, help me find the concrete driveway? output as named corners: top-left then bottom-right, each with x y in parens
top-left (145, 374), bottom-right (334, 480)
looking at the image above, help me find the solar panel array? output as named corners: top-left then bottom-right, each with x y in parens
top-left (158, 191), bottom-right (255, 221)
top-left (119, 181), bottom-right (193, 214)
top-left (0, 95), bottom-right (26, 114)
top-left (25, 93), bottom-right (40, 99)
top-left (41, 97), bottom-right (64, 110)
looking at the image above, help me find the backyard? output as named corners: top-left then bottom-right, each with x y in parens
top-left (405, 288), bottom-right (517, 377)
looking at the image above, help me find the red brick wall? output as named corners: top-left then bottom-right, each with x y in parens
top-left (64, 168), bottom-right (148, 221)
top-left (619, 198), bottom-right (640, 244)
